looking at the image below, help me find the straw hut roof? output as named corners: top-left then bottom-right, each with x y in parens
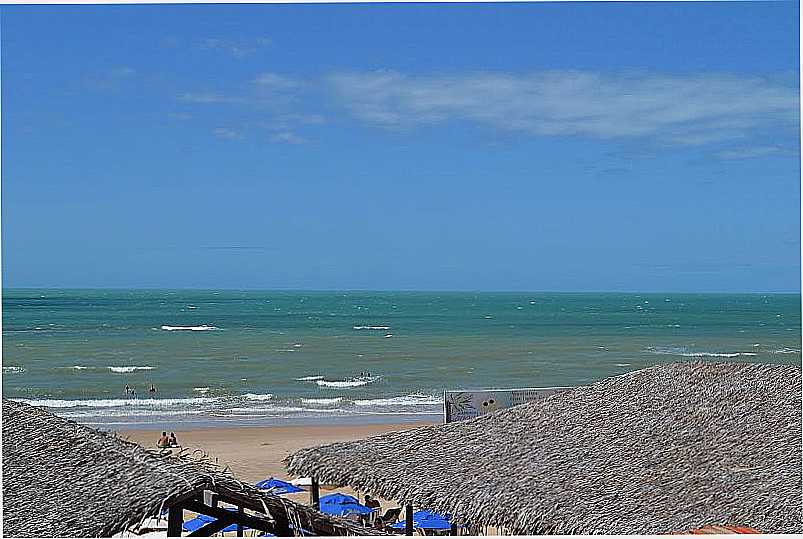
top-left (287, 362), bottom-right (802, 534)
top-left (2, 399), bottom-right (378, 538)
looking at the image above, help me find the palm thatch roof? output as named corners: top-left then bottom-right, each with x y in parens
top-left (2, 399), bottom-right (379, 538)
top-left (287, 362), bottom-right (802, 534)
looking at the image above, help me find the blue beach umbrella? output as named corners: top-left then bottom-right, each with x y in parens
top-left (391, 510), bottom-right (452, 530)
top-left (318, 493), bottom-right (374, 517)
top-left (255, 477), bottom-right (305, 495)
top-left (183, 508), bottom-right (249, 534)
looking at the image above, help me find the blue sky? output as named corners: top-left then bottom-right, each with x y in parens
top-left (1, 1), bottom-right (800, 292)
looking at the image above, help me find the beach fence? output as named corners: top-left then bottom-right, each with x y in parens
top-left (443, 386), bottom-right (571, 423)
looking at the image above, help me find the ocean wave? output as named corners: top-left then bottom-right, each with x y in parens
top-left (16, 397), bottom-right (218, 409)
top-left (354, 394), bottom-right (441, 407)
top-left (3, 366), bottom-right (25, 374)
top-left (61, 409), bottom-right (208, 419)
top-left (225, 406), bottom-right (306, 414)
top-left (243, 393), bottom-right (274, 401)
top-left (646, 346), bottom-right (757, 358)
top-left (108, 366), bottom-right (155, 373)
top-left (160, 325), bottom-right (218, 331)
top-left (615, 363), bottom-right (632, 367)
top-left (772, 347), bottom-right (800, 354)
top-left (194, 387), bottom-right (210, 393)
top-left (296, 375), bottom-right (324, 381)
top-left (353, 326), bottom-right (390, 330)
top-left (300, 397), bottom-right (344, 405)
top-left (316, 377), bottom-right (377, 388)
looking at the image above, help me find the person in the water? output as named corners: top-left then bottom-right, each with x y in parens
top-left (149, 383), bottom-right (156, 393)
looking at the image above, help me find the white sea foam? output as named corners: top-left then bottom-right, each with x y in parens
top-left (646, 346), bottom-right (757, 358)
top-left (384, 334), bottom-right (393, 338)
top-left (316, 378), bottom-right (374, 388)
top-left (353, 326), bottom-right (390, 330)
top-left (301, 397), bottom-right (344, 405)
top-left (225, 406), bottom-right (306, 414)
top-left (61, 409), bottom-right (207, 419)
top-left (193, 387), bottom-right (210, 392)
top-left (3, 366), bottom-right (25, 374)
top-left (16, 397), bottom-right (218, 409)
top-left (354, 394), bottom-right (441, 407)
top-left (160, 325), bottom-right (218, 331)
top-left (296, 375), bottom-right (324, 381)
top-left (772, 347), bottom-right (800, 354)
top-left (615, 363), bottom-right (632, 367)
top-left (243, 393), bottom-right (274, 401)
top-left (109, 366), bottom-right (155, 373)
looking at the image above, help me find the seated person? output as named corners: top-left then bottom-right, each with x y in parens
top-left (168, 432), bottom-right (178, 447)
top-left (156, 432), bottom-right (170, 448)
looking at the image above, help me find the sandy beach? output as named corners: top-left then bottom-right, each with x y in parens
top-left (120, 422), bottom-right (435, 504)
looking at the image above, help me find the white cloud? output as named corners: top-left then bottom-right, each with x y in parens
top-left (327, 70), bottom-right (799, 145)
top-left (269, 131), bottom-right (307, 144)
top-left (715, 145), bottom-right (799, 160)
top-left (212, 127), bottom-right (242, 139)
top-left (199, 37), bottom-right (271, 58)
top-left (254, 72), bottom-right (301, 90)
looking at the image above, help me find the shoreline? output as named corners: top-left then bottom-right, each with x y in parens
top-left (120, 421), bottom-right (436, 487)
top-left (89, 411), bottom-right (443, 431)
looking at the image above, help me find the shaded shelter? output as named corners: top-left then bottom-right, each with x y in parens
top-left (2, 399), bottom-right (383, 537)
top-left (287, 362), bottom-right (802, 534)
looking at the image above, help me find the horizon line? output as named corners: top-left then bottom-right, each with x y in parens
top-left (1, 286), bottom-right (801, 295)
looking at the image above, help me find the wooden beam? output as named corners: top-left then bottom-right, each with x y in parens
top-left (237, 505), bottom-right (244, 537)
top-left (166, 505), bottom-right (183, 537)
top-left (182, 498), bottom-right (276, 533)
top-left (310, 477), bottom-right (320, 510)
top-left (450, 523), bottom-right (458, 536)
top-left (405, 504), bottom-right (413, 536)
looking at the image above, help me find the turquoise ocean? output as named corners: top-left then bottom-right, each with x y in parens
top-left (2, 289), bottom-right (800, 428)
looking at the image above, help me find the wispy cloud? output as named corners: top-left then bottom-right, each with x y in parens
top-left (269, 131), bottom-right (307, 144)
top-left (327, 70), bottom-right (799, 146)
top-left (212, 127), bottom-right (243, 140)
top-left (715, 145), bottom-right (799, 160)
top-left (199, 37), bottom-right (271, 58)
top-left (254, 72), bottom-right (301, 91)
top-left (178, 92), bottom-right (250, 104)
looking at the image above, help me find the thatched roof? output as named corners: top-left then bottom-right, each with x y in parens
top-left (287, 362), bottom-right (803, 534)
top-left (1, 399), bottom-right (378, 538)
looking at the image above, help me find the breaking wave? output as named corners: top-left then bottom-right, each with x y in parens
top-left (108, 366), bottom-right (155, 373)
top-left (316, 377), bottom-right (377, 388)
top-left (16, 397), bottom-right (218, 409)
top-left (353, 326), bottom-right (390, 330)
top-left (3, 366), bottom-right (25, 374)
top-left (646, 346), bottom-right (757, 358)
top-left (160, 325), bottom-right (219, 331)
top-left (243, 393), bottom-right (274, 401)
top-left (353, 394), bottom-right (441, 407)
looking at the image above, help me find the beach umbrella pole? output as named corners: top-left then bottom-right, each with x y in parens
top-left (405, 504), bottom-right (413, 536)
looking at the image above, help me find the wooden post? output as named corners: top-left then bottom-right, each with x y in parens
top-left (237, 505), bottom-right (244, 537)
top-left (167, 505), bottom-right (183, 537)
top-left (405, 503), bottom-right (413, 536)
top-left (450, 523), bottom-right (458, 536)
top-left (310, 477), bottom-right (320, 510)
